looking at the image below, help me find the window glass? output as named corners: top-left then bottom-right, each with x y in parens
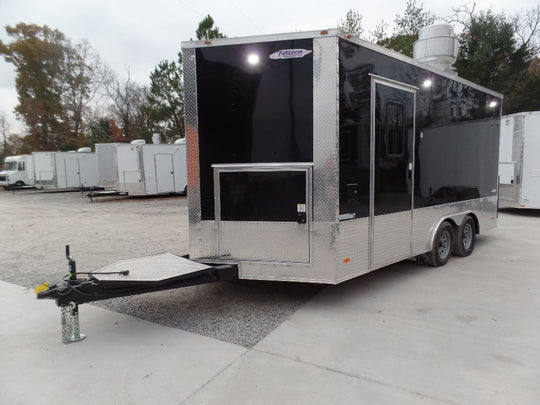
top-left (385, 102), bottom-right (404, 157)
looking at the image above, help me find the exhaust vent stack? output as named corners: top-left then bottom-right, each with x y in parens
top-left (413, 24), bottom-right (458, 74)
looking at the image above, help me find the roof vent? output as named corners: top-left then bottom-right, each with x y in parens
top-left (413, 24), bottom-right (458, 74)
top-left (152, 133), bottom-right (162, 144)
top-left (130, 139), bottom-right (146, 145)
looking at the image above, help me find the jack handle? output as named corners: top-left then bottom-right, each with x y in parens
top-left (65, 245), bottom-right (77, 280)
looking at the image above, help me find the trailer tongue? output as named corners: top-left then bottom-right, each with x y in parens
top-left (36, 246), bottom-right (237, 343)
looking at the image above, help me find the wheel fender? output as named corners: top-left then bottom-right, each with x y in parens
top-left (428, 212), bottom-right (471, 249)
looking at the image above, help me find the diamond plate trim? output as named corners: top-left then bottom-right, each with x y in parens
top-left (313, 36), bottom-right (339, 223)
top-left (182, 48), bottom-right (204, 257)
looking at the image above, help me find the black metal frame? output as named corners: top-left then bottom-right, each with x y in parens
top-left (37, 246), bottom-right (238, 307)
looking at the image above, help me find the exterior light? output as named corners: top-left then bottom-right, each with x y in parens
top-left (247, 54), bottom-right (260, 65)
top-left (488, 101), bottom-right (498, 108)
top-left (422, 79), bottom-right (432, 88)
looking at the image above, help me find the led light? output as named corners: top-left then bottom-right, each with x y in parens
top-left (488, 101), bottom-right (498, 108)
top-left (247, 54), bottom-right (259, 65)
top-left (422, 79), bottom-right (432, 88)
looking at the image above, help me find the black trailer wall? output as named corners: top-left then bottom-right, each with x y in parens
top-left (196, 39), bottom-right (314, 220)
top-left (339, 39), bottom-right (500, 219)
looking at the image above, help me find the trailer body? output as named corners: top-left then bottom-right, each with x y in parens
top-left (0, 155), bottom-right (35, 187)
top-left (32, 152), bottom-right (56, 188)
top-left (33, 151), bottom-right (98, 189)
top-left (113, 141), bottom-right (187, 196)
top-left (55, 151), bottom-right (98, 189)
top-left (96, 143), bottom-right (120, 189)
top-left (499, 111), bottom-right (540, 209)
top-left (181, 29), bottom-right (501, 284)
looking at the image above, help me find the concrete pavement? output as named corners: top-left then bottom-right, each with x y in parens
top-left (1, 209), bottom-right (539, 404)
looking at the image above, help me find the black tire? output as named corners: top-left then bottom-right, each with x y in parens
top-left (14, 181), bottom-right (25, 187)
top-left (427, 221), bottom-right (454, 267)
top-left (453, 216), bottom-right (476, 257)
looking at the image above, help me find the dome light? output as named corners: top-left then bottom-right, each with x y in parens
top-left (247, 54), bottom-right (260, 65)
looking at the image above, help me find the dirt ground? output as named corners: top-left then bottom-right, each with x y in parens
top-left (0, 189), bottom-right (322, 347)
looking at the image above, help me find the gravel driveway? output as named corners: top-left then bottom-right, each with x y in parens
top-left (0, 189), bottom-right (323, 347)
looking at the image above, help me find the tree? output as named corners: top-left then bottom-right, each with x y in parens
top-left (62, 40), bottom-right (108, 145)
top-left (0, 112), bottom-right (9, 160)
top-left (0, 23), bottom-right (107, 151)
top-left (0, 23), bottom-right (69, 150)
top-left (338, 9), bottom-right (364, 38)
top-left (196, 15), bottom-right (226, 40)
top-left (376, 0), bottom-right (437, 57)
top-left (143, 53), bottom-right (184, 143)
top-left (104, 69), bottom-right (151, 142)
top-left (450, 5), bottom-right (540, 113)
top-left (511, 57), bottom-right (540, 112)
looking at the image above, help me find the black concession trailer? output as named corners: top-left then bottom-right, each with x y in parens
top-left (182, 29), bottom-right (501, 279)
top-left (38, 29), bottom-right (502, 341)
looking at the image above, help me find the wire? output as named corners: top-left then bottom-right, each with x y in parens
top-left (228, 0), bottom-right (262, 33)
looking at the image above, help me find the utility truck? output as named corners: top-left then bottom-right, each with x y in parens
top-left (0, 155), bottom-right (34, 188)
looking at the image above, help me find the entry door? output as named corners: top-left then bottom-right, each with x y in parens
top-left (155, 154), bottom-right (175, 193)
top-left (213, 163), bottom-right (312, 263)
top-left (65, 159), bottom-right (81, 188)
top-left (370, 76), bottom-right (416, 269)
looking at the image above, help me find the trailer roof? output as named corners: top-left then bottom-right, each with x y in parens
top-left (181, 28), bottom-right (502, 99)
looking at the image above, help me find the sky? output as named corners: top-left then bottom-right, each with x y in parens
top-left (0, 0), bottom-right (536, 133)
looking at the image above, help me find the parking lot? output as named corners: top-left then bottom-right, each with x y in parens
top-left (1, 189), bottom-right (539, 404)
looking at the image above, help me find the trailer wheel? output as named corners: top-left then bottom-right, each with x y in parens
top-left (453, 216), bottom-right (476, 257)
top-left (427, 221), bottom-right (454, 267)
top-left (15, 181), bottom-right (25, 187)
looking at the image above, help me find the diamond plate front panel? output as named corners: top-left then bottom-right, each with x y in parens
top-left (236, 222), bottom-right (337, 283)
top-left (336, 218), bottom-right (370, 282)
top-left (218, 222), bottom-right (310, 263)
top-left (372, 211), bottom-right (413, 269)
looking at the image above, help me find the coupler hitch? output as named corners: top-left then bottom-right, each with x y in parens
top-left (35, 246), bottom-right (86, 343)
top-left (35, 245), bottom-right (238, 343)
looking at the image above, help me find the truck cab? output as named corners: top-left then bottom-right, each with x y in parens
top-left (0, 155), bottom-right (35, 188)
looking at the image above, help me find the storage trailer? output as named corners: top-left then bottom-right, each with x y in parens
top-left (33, 149), bottom-right (98, 190)
top-left (0, 155), bottom-right (34, 188)
top-left (498, 111), bottom-right (540, 209)
top-left (37, 29), bottom-right (502, 341)
top-left (95, 143), bottom-right (120, 190)
top-left (32, 152), bottom-right (56, 188)
top-left (94, 139), bottom-right (187, 197)
top-left (117, 140), bottom-right (187, 196)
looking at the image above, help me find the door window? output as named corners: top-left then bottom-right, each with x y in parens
top-left (219, 170), bottom-right (306, 222)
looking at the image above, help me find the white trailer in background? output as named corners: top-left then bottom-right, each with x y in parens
top-left (499, 111), bottom-right (540, 209)
top-left (95, 143), bottom-right (120, 190)
top-left (54, 149), bottom-right (98, 189)
top-left (97, 139), bottom-right (187, 196)
top-left (33, 149), bottom-right (98, 190)
top-left (0, 155), bottom-right (35, 188)
top-left (32, 152), bottom-right (56, 188)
